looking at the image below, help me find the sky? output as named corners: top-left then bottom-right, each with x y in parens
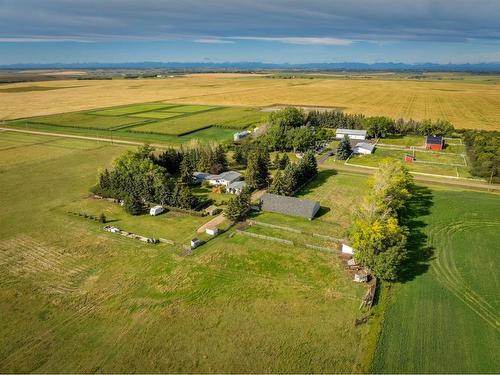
top-left (0, 0), bottom-right (499, 65)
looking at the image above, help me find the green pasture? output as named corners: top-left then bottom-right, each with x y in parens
top-left (129, 111), bottom-right (184, 119)
top-left (0, 132), bottom-right (369, 373)
top-left (372, 189), bottom-right (500, 373)
top-left (161, 104), bottom-right (217, 113)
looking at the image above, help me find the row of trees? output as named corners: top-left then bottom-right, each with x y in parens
top-left (92, 145), bottom-right (204, 215)
top-left (303, 108), bottom-right (455, 137)
top-left (463, 130), bottom-right (499, 183)
top-left (268, 151), bottom-right (318, 196)
top-left (350, 160), bottom-right (414, 281)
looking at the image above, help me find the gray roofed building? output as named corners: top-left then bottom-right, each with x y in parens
top-left (227, 180), bottom-right (247, 194)
top-left (353, 142), bottom-right (375, 154)
top-left (260, 193), bottom-right (321, 220)
top-left (336, 128), bottom-right (367, 140)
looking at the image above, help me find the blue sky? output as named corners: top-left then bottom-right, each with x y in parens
top-left (0, 0), bottom-right (499, 64)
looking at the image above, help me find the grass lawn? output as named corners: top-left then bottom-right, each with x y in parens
top-left (252, 169), bottom-right (369, 239)
top-left (347, 148), bottom-right (470, 177)
top-left (372, 189), bottom-right (500, 373)
top-left (161, 104), bottom-right (218, 113)
top-left (179, 126), bottom-right (237, 143)
top-left (0, 132), bottom-right (370, 373)
top-left (27, 112), bottom-right (147, 130)
top-left (377, 135), bottom-right (424, 147)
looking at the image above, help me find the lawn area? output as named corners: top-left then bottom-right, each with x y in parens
top-left (161, 104), bottom-right (218, 113)
top-left (132, 106), bottom-right (267, 135)
top-left (179, 126), bottom-right (237, 143)
top-left (129, 111), bottom-right (185, 119)
top-left (0, 132), bottom-right (370, 373)
top-left (27, 112), bottom-right (147, 129)
top-left (252, 169), bottom-right (369, 239)
top-left (372, 189), bottom-right (500, 373)
top-left (377, 135), bottom-right (424, 147)
top-left (346, 148), bottom-right (470, 177)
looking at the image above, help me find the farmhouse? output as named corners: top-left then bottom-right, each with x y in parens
top-left (353, 142), bottom-right (375, 155)
top-left (194, 170), bottom-right (242, 187)
top-left (234, 130), bottom-right (251, 141)
top-left (227, 181), bottom-right (247, 194)
top-left (149, 205), bottom-right (165, 216)
top-left (426, 135), bottom-right (444, 150)
top-left (260, 193), bottom-right (320, 220)
top-left (206, 171), bottom-right (242, 187)
top-left (336, 128), bottom-right (367, 140)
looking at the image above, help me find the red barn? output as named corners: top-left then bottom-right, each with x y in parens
top-left (404, 155), bottom-right (415, 163)
top-left (426, 136), bottom-right (444, 150)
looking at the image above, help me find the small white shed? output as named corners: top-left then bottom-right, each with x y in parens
top-left (149, 205), bottom-right (165, 216)
top-left (341, 243), bottom-right (354, 255)
top-left (190, 238), bottom-right (203, 249)
top-left (205, 227), bottom-right (219, 236)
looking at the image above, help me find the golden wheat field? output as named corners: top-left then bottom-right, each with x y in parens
top-left (1, 73), bottom-right (499, 130)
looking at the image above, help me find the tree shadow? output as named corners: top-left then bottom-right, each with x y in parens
top-left (398, 185), bottom-right (435, 283)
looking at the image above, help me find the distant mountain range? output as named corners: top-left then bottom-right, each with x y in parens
top-left (2, 61), bottom-right (500, 72)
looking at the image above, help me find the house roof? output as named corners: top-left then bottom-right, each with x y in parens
top-left (336, 128), bottom-right (367, 136)
top-left (260, 193), bottom-right (320, 219)
top-left (354, 142), bottom-right (375, 152)
top-left (228, 181), bottom-right (246, 190)
top-left (207, 170), bottom-right (242, 181)
top-left (193, 172), bottom-right (209, 180)
top-left (426, 135), bottom-right (444, 145)
top-left (235, 130), bottom-right (251, 136)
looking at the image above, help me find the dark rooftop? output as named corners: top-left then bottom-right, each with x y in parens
top-left (260, 193), bottom-right (320, 219)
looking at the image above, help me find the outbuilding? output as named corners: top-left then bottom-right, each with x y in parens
top-left (336, 128), bottom-right (367, 140)
top-left (234, 130), bottom-right (251, 142)
top-left (353, 142), bottom-right (375, 155)
top-left (190, 238), bottom-right (203, 249)
top-left (341, 243), bottom-right (354, 255)
top-left (149, 205), bottom-right (165, 216)
top-left (205, 227), bottom-right (219, 236)
top-left (426, 136), bottom-right (444, 150)
top-left (354, 270), bottom-right (369, 283)
top-left (260, 193), bottom-right (320, 220)
top-left (205, 205), bottom-right (221, 216)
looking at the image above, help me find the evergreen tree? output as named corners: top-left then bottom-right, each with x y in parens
top-left (336, 135), bottom-right (352, 160)
top-left (245, 146), bottom-right (270, 189)
top-left (279, 153), bottom-right (290, 169)
top-left (281, 163), bottom-right (298, 196)
top-left (124, 195), bottom-right (144, 215)
top-left (224, 188), bottom-right (251, 221)
top-left (300, 150), bottom-right (318, 179)
top-left (98, 213), bottom-right (107, 223)
top-left (180, 158), bottom-right (193, 185)
top-left (268, 169), bottom-right (287, 195)
top-left (178, 184), bottom-right (198, 209)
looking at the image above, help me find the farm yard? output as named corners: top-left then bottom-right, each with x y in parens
top-left (1, 73), bottom-right (500, 130)
top-left (372, 189), bottom-right (500, 373)
top-left (0, 131), bottom-right (371, 373)
top-left (5, 102), bottom-right (267, 144)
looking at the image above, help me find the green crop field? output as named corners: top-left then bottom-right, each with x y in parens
top-left (0, 131), bottom-right (370, 373)
top-left (372, 189), bottom-right (500, 373)
top-left (90, 103), bottom-right (173, 116)
top-left (27, 112), bottom-right (147, 130)
top-left (132, 107), bottom-right (267, 135)
top-left (129, 111), bottom-right (184, 119)
top-left (161, 104), bottom-right (217, 113)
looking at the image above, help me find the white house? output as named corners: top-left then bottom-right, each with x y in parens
top-left (206, 171), bottom-right (242, 187)
top-left (336, 128), bottom-right (367, 140)
top-left (149, 205), bottom-right (165, 216)
top-left (353, 142), bottom-right (375, 155)
top-left (227, 181), bottom-right (246, 195)
top-left (234, 130), bottom-right (251, 142)
top-left (341, 243), bottom-right (354, 255)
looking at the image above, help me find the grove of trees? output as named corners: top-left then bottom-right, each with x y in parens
top-left (92, 143), bottom-right (229, 214)
top-left (350, 160), bottom-right (414, 281)
top-left (268, 150), bottom-right (318, 196)
top-left (464, 130), bottom-right (500, 183)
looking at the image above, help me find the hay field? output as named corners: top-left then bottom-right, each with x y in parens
top-left (1, 74), bottom-right (499, 130)
top-left (372, 189), bottom-right (500, 373)
top-left (0, 131), bottom-right (369, 373)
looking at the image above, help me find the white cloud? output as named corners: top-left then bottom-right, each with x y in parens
top-left (193, 38), bottom-right (235, 44)
top-left (228, 36), bottom-right (353, 45)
